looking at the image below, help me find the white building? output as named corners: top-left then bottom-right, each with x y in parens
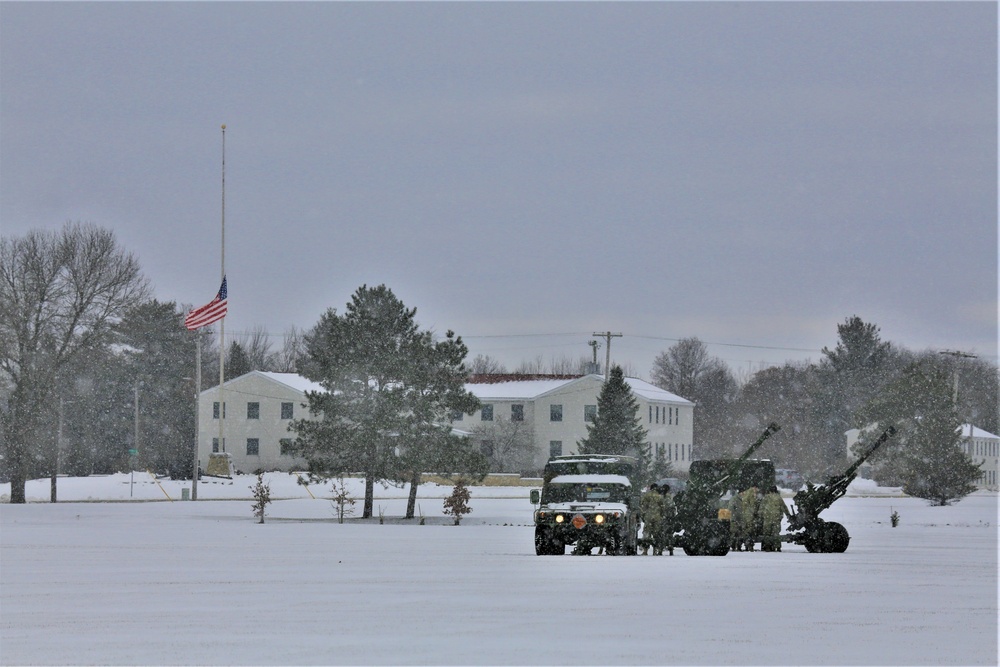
top-left (197, 371), bottom-right (322, 474)
top-left (846, 424), bottom-right (999, 491)
top-left (457, 374), bottom-right (694, 472)
top-left (198, 372), bottom-right (694, 475)
top-left (958, 425), bottom-right (999, 491)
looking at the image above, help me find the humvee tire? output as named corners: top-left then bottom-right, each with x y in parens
top-left (535, 526), bottom-right (565, 555)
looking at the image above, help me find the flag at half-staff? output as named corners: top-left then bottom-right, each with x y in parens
top-left (184, 277), bottom-right (228, 330)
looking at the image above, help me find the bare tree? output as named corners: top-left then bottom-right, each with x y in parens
top-left (548, 354), bottom-right (592, 375)
top-left (651, 337), bottom-right (726, 399)
top-left (0, 223), bottom-right (149, 503)
top-left (273, 326), bottom-right (306, 373)
top-left (468, 353), bottom-right (507, 375)
top-left (514, 355), bottom-right (545, 374)
top-left (471, 416), bottom-right (536, 473)
top-left (235, 325), bottom-right (276, 371)
top-left (651, 337), bottom-right (738, 457)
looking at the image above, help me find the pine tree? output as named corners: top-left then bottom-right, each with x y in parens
top-left (442, 478), bottom-right (472, 525)
top-left (857, 361), bottom-right (980, 505)
top-left (292, 284), bottom-right (484, 519)
top-left (225, 342), bottom-right (253, 381)
top-left (578, 366), bottom-right (649, 456)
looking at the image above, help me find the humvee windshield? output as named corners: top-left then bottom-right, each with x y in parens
top-left (541, 483), bottom-right (630, 504)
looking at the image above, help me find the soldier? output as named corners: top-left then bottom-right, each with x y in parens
top-left (759, 485), bottom-right (786, 552)
top-left (728, 489), bottom-right (744, 551)
top-left (658, 483), bottom-right (676, 556)
top-left (737, 485), bottom-right (759, 551)
top-left (640, 483), bottom-right (665, 555)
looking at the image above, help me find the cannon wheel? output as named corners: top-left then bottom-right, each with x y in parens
top-left (535, 527), bottom-right (565, 555)
top-left (805, 521), bottom-right (850, 553)
top-left (682, 520), bottom-right (731, 556)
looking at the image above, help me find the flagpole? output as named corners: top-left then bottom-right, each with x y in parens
top-left (218, 124), bottom-right (226, 456)
top-left (192, 336), bottom-right (201, 500)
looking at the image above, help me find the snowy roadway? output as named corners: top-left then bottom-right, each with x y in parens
top-left (1, 476), bottom-right (997, 665)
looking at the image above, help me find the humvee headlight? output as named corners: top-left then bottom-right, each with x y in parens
top-left (555, 514), bottom-right (565, 523)
top-left (594, 514), bottom-right (605, 524)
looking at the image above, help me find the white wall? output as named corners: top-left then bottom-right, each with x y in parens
top-left (198, 373), bottom-right (307, 473)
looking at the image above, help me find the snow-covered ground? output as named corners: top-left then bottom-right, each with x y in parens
top-left (2, 474), bottom-right (997, 666)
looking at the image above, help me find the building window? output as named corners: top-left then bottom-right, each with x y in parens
top-left (212, 438), bottom-right (220, 453)
top-left (481, 404), bottom-right (493, 421)
top-left (550, 441), bottom-right (563, 457)
top-left (480, 441), bottom-right (494, 458)
top-left (247, 438), bottom-right (259, 456)
top-left (584, 405), bottom-right (597, 422)
top-left (213, 402), bottom-right (226, 419)
top-left (281, 402), bottom-right (293, 420)
top-left (550, 404), bottom-right (563, 422)
top-left (649, 406), bottom-right (653, 423)
top-left (247, 402), bottom-right (260, 419)
top-left (280, 438), bottom-right (294, 456)
top-left (511, 404), bottom-right (524, 422)
top-left (450, 409), bottom-right (464, 422)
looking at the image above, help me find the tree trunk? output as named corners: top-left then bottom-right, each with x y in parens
top-left (363, 475), bottom-right (374, 518)
top-left (405, 470), bottom-right (420, 519)
top-left (9, 466), bottom-right (26, 504)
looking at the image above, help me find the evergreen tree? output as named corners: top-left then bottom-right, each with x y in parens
top-left (292, 285), bottom-right (483, 519)
top-left (857, 362), bottom-right (980, 505)
top-left (578, 366), bottom-right (650, 484)
top-left (814, 316), bottom-right (899, 468)
top-left (225, 342), bottom-right (253, 381)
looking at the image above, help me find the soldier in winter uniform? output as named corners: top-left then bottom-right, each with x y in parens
top-left (759, 485), bottom-right (786, 552)
top-left (658, 483), bottom-right (676, 556)
top-left (737, 486), bottom-right (760, 551)
top-left (640, 483), bottom-right (666, 555)
top-left (728, 489), bottom-right (744, 551)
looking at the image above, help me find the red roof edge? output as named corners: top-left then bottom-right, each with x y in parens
top-left (467, 373), bottom-right (584, 384)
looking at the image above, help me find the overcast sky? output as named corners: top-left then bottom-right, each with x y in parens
top-left (2, 2), bottom-right (996, 379)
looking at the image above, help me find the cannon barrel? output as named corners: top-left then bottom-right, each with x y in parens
top-left (789, 425), bottom-right (897, 530)
top-left (715, 422), bottom-right (781, 490)
top-left (840, 425), bottom-right (897, 483)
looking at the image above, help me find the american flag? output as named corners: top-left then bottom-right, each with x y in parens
top-left (184, 277), bottom-right (228, 330)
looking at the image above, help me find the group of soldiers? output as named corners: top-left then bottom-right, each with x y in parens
top-left (728, 485), bottom-right (787, 552)
top-left (639, 481), bottom-right (788, 555)
top-left (639, 483), bottom-right (676, 556)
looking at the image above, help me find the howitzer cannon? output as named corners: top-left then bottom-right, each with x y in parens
top-left (674, 423), bottom-right (781, 556)
top-left (783, 425), bottom-right (897, 553)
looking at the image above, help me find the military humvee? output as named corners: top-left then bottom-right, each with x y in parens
top-left (530, 454), bottom-right (640, 556)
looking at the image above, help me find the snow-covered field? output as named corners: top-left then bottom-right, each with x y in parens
top-left (2, 474), bottom-right (997, 666)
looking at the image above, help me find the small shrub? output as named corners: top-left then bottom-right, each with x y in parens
top-left (443, 479), bottom-right (472, 525)
top-left (890, 508), bottom-right (900, 528)
top-left (331, 476), bottom-right (355, 524)
top-left (250, 472), bottom-right (271, 524)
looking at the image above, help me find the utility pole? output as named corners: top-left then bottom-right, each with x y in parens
top-left (588, 340), bottom-right (600, 374)
top-left (592, 332), bottom-right (622, 381)
top-left (938, 349), bottom-right (977, 405)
